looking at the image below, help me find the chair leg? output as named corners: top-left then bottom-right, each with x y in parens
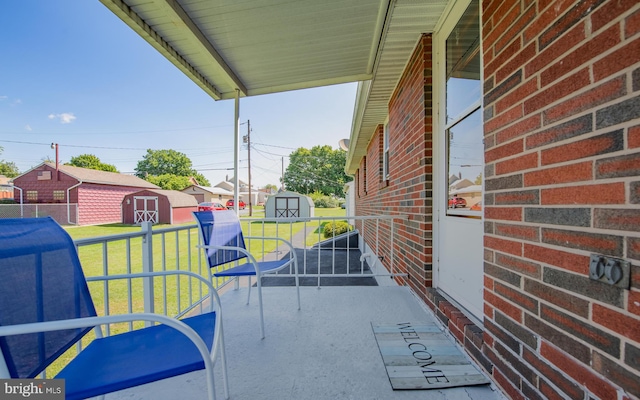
top-left (256, 274), bottom-right (265, 339)
top-left (219, 320), bottom-right (230, 400)
top-left (294, 263), bottom-right (301, 310)
top-left (246, 276), bottom-right (252, 305)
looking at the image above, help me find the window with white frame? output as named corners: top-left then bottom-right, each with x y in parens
top-left (26, 191), bottom-right (38, 201)
top-left (383, 122), bottom-right (390, 181)
top-left (53, 190), bottom-right (65, 201)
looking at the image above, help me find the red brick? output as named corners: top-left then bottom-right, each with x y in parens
top-left (485, 289), bottom-right (524, 323)
top-left (597, 152), bottom-right (640, 178)
top-left (626, 8), bottom-right (640, 38)
top-left (486, 105), bottom-right (524, 134)
top-left (523, 0), bottom-right (576, 44)
top-left (485, 275), bottom-right (495, 290)
top-left (593, 304), bottom-right (640, 343)
top-left (496, 253), bottom-right (541, 279)
top-left (629, 125), bottom-right (640, 149)
top-left (523, 347), bottom-right (586, 400)
top-left (484, 302), bottom-right (495, 320)
top-left (541, 24), bottom-right (621, 86)
top-left (524, 244), bottom-right (590, 275)
top-left (493, 367), bottom-right (526, 400)
top-left (526, 21), bottom-right (586, 78)
top-left (524, 279), bottom-right (589, 318)
top-left (591, 0), bottom-right (639, 32)
top-left (594, 37), bottom-right (640, 82)
top-left (486, 235), bottom-right (523, 256)
top-left (495, 282), bottom-right (538, 313)
top-left (496, 113), bottom-right (542, 144)
top-left (540, 342), bottom-right (618, 400)
top-left (496, 41), bottom-right (537, 84)
top-left (541, 130), bottom-right (624, 166)
top-left (494, 190), bottom-right (540, 205)
top-left (495, 223), bottom-right (539, 242)
top-left (542, 227), bottom-right (624, 256)
top-left (485, 207), bottom-right (523, 221)
top-left (592, 351), bottom-right (640, 398)
top-left (524, 161), bottom-right (593, 186)
top-left (524, 69), bottom-right (591, 114)
top-left (526, 114), bottom-right (592, 150)
top-left (485, 9), bottom-right (523, 77)
top-left (496, 152), bottom-right (539, 175)
top-left (541, 182), bottom-right (626, 204)
top-left (544, 76), bottom-right (627, 123)
top-left (629, 290), bottom-right (640, 316)
top-left (495, 2), bottom-right (533, 54)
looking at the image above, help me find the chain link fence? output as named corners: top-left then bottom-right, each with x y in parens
top-left (0, 204), bottom-right (78, 225)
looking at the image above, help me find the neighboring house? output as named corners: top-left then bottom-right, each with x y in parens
top-left (214, 176), bottom-right (266, 206)
top-left (122, 189), bottom-right (197, 225)
top-left (12, 162), bottom-right (159, 225)
top-left (103, 1), bottom-right (640, 398)
top-left (182, 184), bottom-right (233, 204)
top-left (0, 175), bottom-right (13, 199)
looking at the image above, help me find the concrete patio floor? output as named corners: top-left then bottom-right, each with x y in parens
top-left (106, 285), bottom-right (505, 400)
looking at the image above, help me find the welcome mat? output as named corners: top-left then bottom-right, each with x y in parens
top-left (372, 322), bottom-right (490, 390)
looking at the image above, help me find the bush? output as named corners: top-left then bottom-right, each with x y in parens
top-left (323, 221), bottom-right (352, 238)
top-left (309, 191), bottom-right (339, 208)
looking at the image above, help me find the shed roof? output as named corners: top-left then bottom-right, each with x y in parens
top-left (132, 189), bottom-right (198, 207)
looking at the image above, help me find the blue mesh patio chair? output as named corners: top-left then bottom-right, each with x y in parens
top-left (193, 210), bottom-right (300, 339)
top-left (0, 217), bottom-right (229, 400)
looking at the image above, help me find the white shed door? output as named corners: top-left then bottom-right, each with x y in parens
top-left (134, 196), bottom-right (158, 224)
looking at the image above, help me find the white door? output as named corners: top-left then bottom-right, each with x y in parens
top-left (434, 0), bottom-right (484, 321)
top-left (134, 196), bottom-right (158, 224)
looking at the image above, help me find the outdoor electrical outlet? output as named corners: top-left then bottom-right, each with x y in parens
top-left (589, 254), bottom-right (630, 288)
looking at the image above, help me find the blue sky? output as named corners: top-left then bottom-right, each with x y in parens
top-left (0, 1), bottom-right (357, 188)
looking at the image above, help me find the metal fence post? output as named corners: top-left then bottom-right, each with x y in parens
top-left (141, 222), bottom-right (154, 324)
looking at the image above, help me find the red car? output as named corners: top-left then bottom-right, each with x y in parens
top-left (197, 201), bottom-right (227, 212)
top-left (226, 199), bottom-right (246, 210)
top-left (448, 196), bottom-right (467, 208)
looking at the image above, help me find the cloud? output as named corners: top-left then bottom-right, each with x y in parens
top-left (25, 124), bottom-right (32, 131)
top-left (0, 96), bottom-right (7, 101)
top-left (48, 112), bottom-right (76, 124)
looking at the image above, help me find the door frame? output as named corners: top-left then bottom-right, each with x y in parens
top-left (432, 0), bottom-right (484, 325)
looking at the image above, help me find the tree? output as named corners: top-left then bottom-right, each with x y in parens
top-left (0, 147), bottom-right (20, 178)
top-left (67, 154), bottom-right (118, 172)
top-left (135, 149), bottom-right (210, 189)
top-left (263, 184), bottom-right (278, 193)
top-left (283, 145), bottom-right (352, 196)
top-left (146, 174), bottom-right (194, 190)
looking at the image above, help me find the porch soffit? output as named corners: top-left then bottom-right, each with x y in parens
top-left (99, 0), bottom-right (449, 171)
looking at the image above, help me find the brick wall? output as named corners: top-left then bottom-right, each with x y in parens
top-left (356, 34), bottom-right (434, 299)
top-left (483, 0), bottom-right (640, 398)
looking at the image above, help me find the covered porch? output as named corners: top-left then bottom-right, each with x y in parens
top-left (107, 285), bottom-right (503, 400)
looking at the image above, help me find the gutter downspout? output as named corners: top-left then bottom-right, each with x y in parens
top-left (11, 185), bottom-right (23, 217)
top-left (67, 181), bottom-right (82, 225)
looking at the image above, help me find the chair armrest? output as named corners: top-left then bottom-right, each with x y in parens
top-left (86, 270), bottom-right (220, 312)
top-left (0, 313), bottom-right (217, 380)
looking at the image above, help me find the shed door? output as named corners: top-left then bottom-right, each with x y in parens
top-left (275, 197), bottom-right (299, 218)
top-left (134, 196), bottom-right (158, 224)
top-left (435, 0), bottom-right (484, 321)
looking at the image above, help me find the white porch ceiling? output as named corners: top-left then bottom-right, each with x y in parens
top-left (100, 0), bottom-right (450, 172)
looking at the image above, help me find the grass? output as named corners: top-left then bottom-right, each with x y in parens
top-left (46, 207), bottom-right (348, 376)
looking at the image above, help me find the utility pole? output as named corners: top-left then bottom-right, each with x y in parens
top-left (243, 120), bottom-right (253, 216)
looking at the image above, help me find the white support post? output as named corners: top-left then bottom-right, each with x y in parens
top-left (141, 221), bottom-right (154, 325)
top-left (233, 89), bottom-right (240, 215)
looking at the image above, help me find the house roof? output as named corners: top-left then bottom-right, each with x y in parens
top-left (134, 189), bottom-right (198, 207)
top-left (100, 0), bottom-right (450, 172)
top-left (182, 184), bottom-right (233, 196)
top-left (17, 163), bottom-right (159, 189)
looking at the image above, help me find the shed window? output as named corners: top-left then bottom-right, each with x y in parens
top-left (26, 191), bottom-right (38, 201)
